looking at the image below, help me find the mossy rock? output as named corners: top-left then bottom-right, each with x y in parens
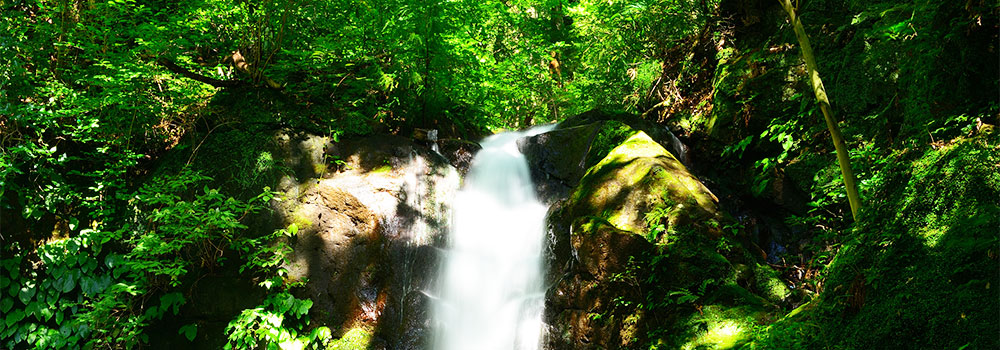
top-left (546, 217), bottom-right (656, 350)
top-left (566, 131), bottom-right (725, 241)
top-left (545, 131), bottom-right (788, 350)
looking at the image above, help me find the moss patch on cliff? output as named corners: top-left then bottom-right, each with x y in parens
top-left (325, 327), bottom-right (372, 350)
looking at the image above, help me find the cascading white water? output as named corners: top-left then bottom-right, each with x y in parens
top-left (433, 124), bottom-right (556, 350)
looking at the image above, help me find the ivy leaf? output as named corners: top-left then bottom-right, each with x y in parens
top-left (179, 323), bottom-right (198, 341)
top-left (5, 309), bottom-right (24, 327)
top-left (18, 282), bottom-right (36, 303)
top-left (54, 275), bottom-right (76, 293)
top-left (0, 298), bottom-right (13, 313)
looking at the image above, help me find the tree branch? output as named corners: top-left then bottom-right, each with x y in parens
top-left (156, 58), bottom-right (242, 88)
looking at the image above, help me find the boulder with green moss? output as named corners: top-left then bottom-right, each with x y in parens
top-left (545, 130), bottom-right (783, 350)
top-left (566, 131), bottom-right (726, 240)
top-left (181, 128), bottom-right (461, 349)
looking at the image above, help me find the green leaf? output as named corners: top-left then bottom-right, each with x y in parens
top-left (54, 275), bottom-right (76, 293)
top-left (25, 301), bottom-right (43, 318)
top-left (159, 292), bottom-right (186, 315)
top-left (82, 257), bottom-right (98, 274)
top-left (51, 266), bottom-right (67, 280)
top-left (179, 323), bottom-right (198, 341)
top-left (80, 277), bottom-right (99, 296)
top-left (80, 274), bottom-right (111, 296)
top-left (294, 299), bottom-right (313, 316)
top-left (0, 298), bottom-right (13, 313)
top-left (288, 223), bottom-right (298, 237)
top-left (5, 309), bottom-right (24, 327)
top-left (18, 282), bottom-right (36, 303)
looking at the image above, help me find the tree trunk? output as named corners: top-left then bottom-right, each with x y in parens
top-left (778, 0), bottom-right (862, 220)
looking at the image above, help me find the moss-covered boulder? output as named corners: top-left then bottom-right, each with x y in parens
top-left (566, 131), bottom-right (726, 240)
top-left (545, 130), bottom-right (783, 350)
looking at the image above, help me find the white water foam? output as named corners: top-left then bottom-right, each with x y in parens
top-left (433, 124), bottom-right (556, 350)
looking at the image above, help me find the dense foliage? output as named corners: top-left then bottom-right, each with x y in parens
top-left (2, 0), bottom-right (996, 348)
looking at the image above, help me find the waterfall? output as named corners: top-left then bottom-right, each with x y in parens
top-left (433, 124), bottom-right (556, 350)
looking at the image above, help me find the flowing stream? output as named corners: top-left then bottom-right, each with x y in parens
top-left (433, 125), bottom-right (556, 350)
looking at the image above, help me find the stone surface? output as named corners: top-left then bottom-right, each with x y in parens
top-left (437, 138), bottom-right (482, 176)
top-left (519, 123), bottom-right (602, 205)
top-left (270, 133), bottom-right (459, 347)
top-left (544, 218), bottom-right (654, 350)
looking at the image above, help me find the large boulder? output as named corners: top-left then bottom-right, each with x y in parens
top-left (566, 131), bottom-right (726, 239)
top-left (544, 130), bottom-right (781, 350)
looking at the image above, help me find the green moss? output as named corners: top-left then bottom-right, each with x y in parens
top-left (584, 121), bottom-right (638, 169)
top-left (753, 264), bottom-right (790, 304)
top-left (670, 304), bottom-right (766, 350)
top-left (371, 165), bottom-right (393, 174)
top-left (750, 137), bottom-right (1000, 349)
top-left (290, 207), bottom-right (315, 230)
top-left (325, 328), bottom-right (372, 350)
top-left (570, 131), bottom-right (722, 238)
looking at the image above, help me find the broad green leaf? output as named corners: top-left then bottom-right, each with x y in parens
top-left (25, 301), bottom-right (43, 318)
top-left (160, 292), bottom-right (185, 315)
top-left (5, 309), bottom-right (24, 327)
top-left (0, 298), bottom-right (13, 313)
top-left (179, 323), bottom-right (198, 341)
top-left (18, 283), bottom-right (36, 303)
top-left (54, 275), bottom-right (75, 293)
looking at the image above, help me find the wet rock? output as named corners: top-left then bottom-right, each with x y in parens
top-left (437, 138), bottom-right (482, 176)
top-left (519, 123), bottom-right (602, 205)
